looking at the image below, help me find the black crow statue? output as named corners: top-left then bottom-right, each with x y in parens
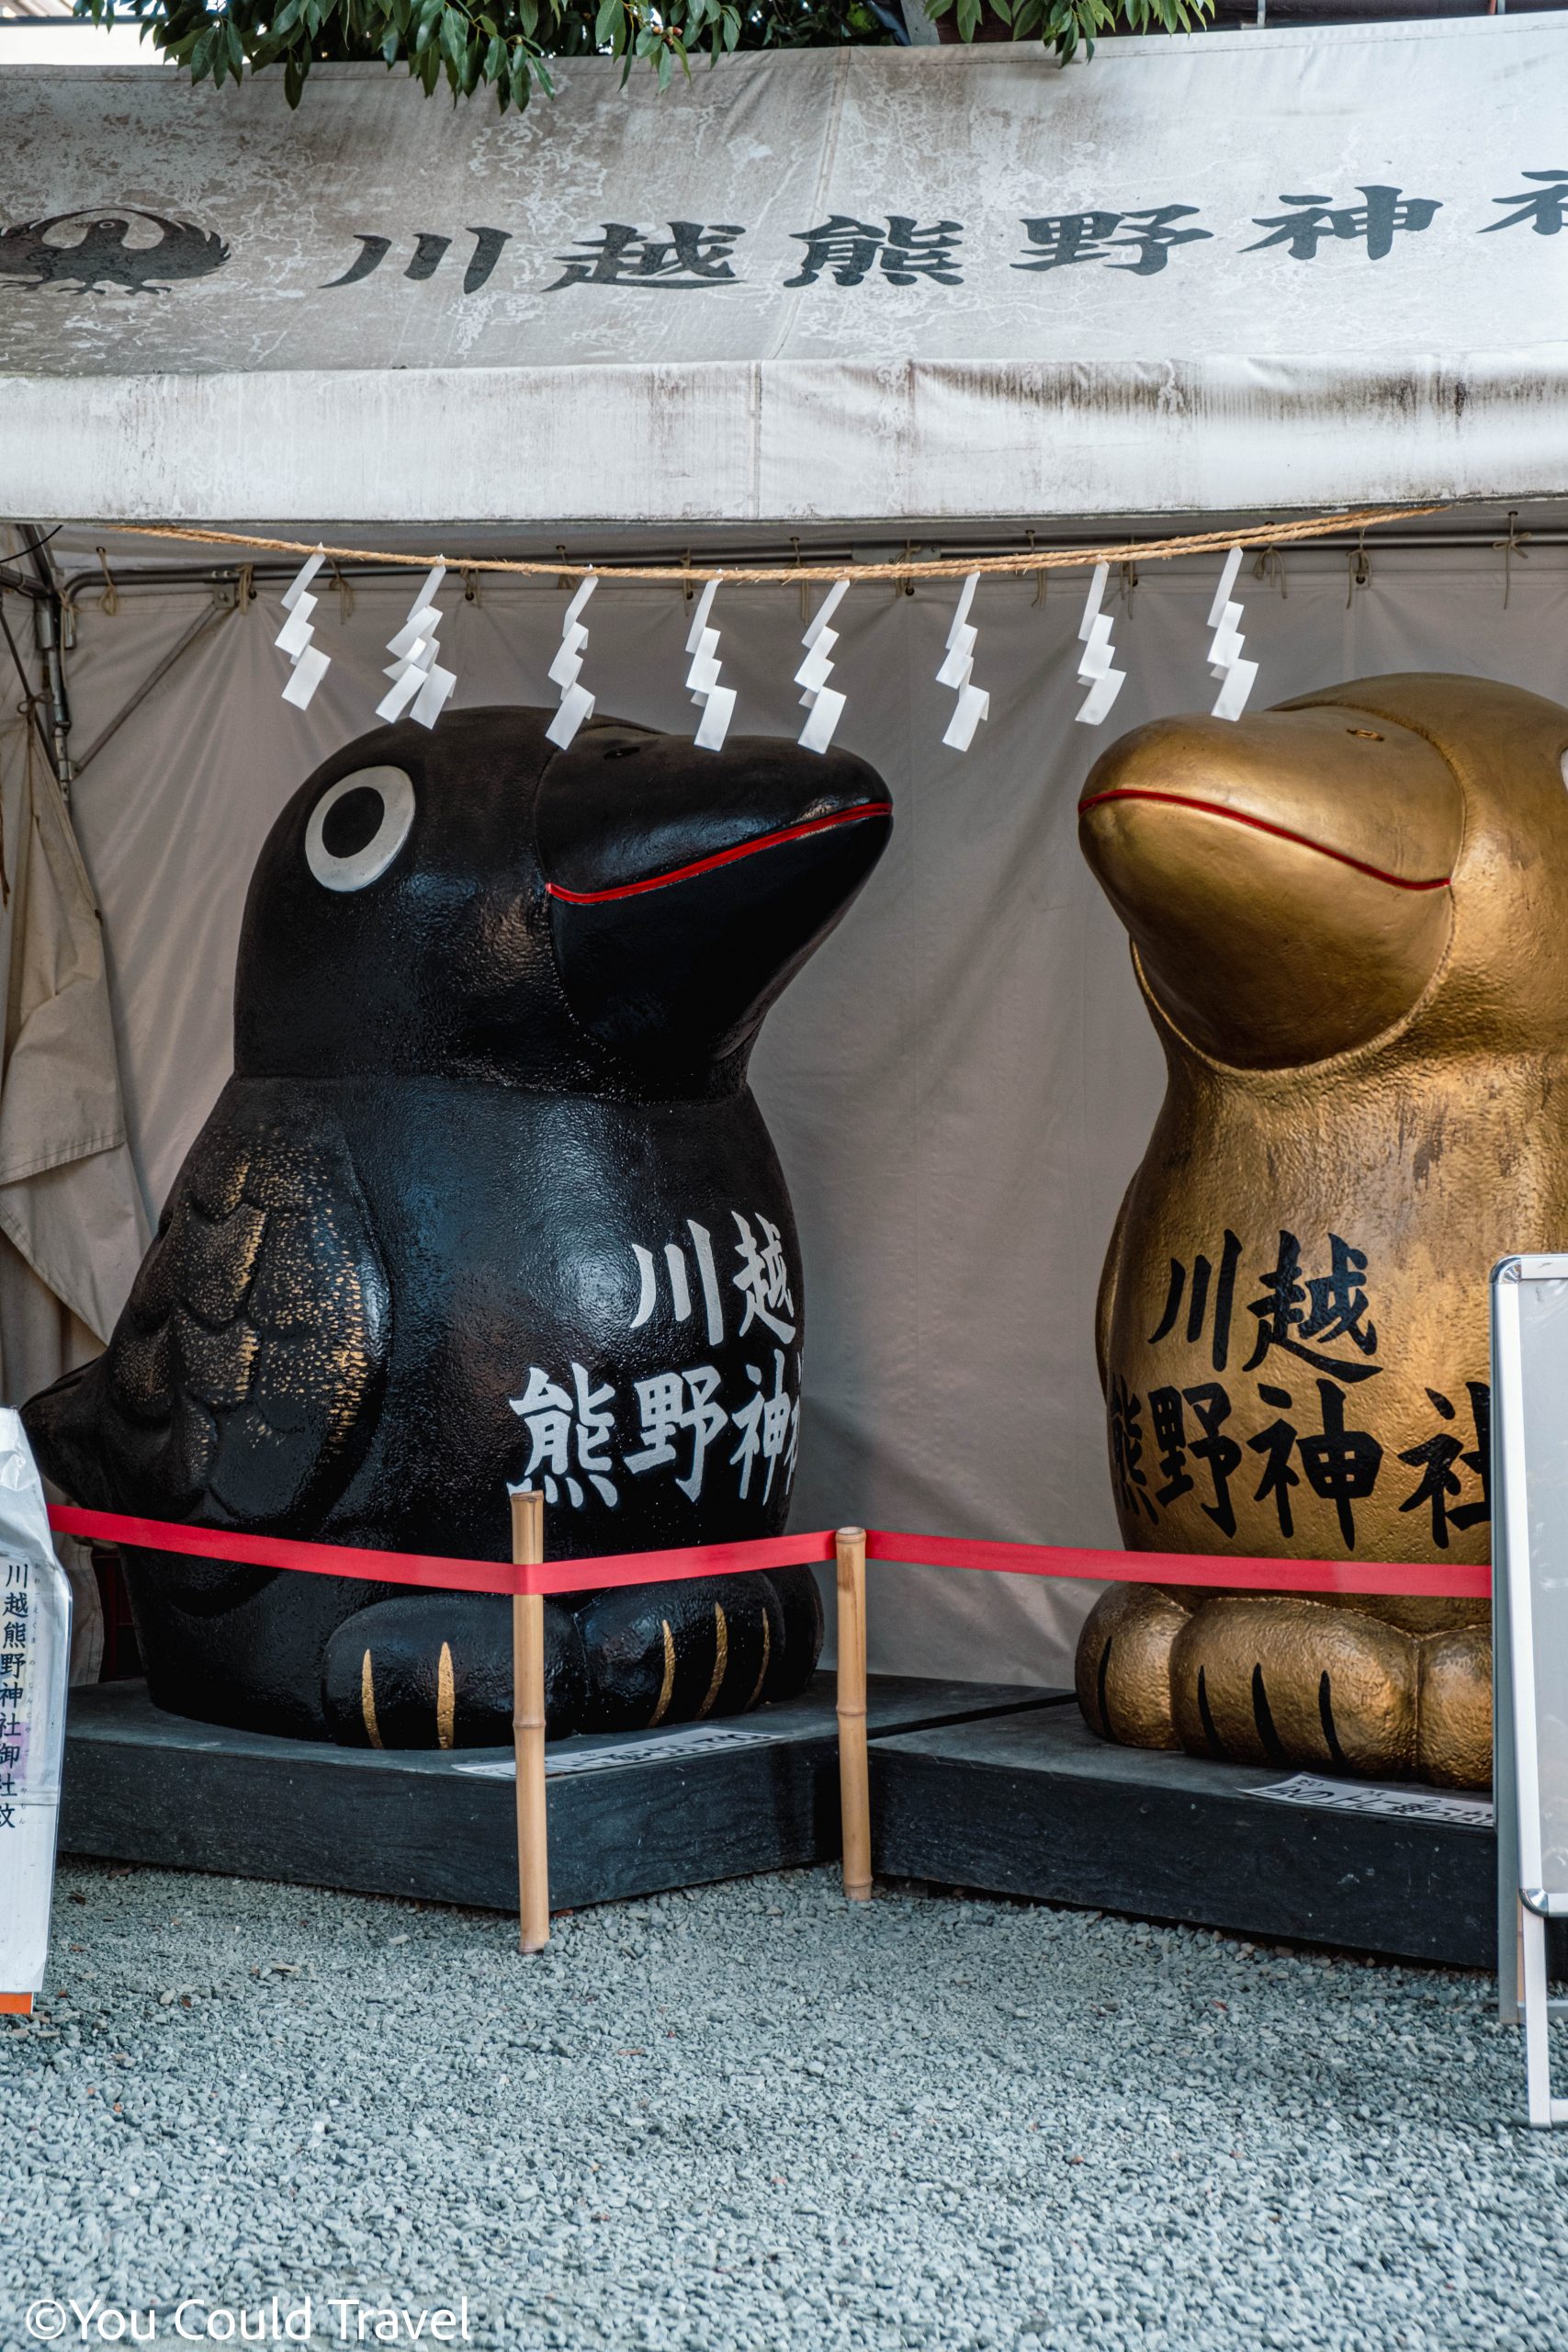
top-left (26, 707), bottom-right (892, 1747)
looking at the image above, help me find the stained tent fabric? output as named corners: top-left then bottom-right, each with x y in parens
top-left (0, 717), bottom-right (152, 1679)
top-left (2, 537), bottom-right (1562, 1687)
top-left (0, 742), bottom-right (150, 1360)
top-left (2, 13), bottom-right (1568, 527)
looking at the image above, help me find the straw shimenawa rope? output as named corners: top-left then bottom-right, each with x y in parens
top-left (107, 503), bottom-right (1447, 587)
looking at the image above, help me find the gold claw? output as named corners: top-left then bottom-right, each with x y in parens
top-left (436, 1641), bottom-right (456, 1751)
top-left (743, 1611), bottom-right (772, 1711)
top-left (696, 1603), bottom-right (729, 1719)
top-left (360, 1649), bottom-right (384, 1750)
top-left (647, 1621), bottom-right (677, 1728)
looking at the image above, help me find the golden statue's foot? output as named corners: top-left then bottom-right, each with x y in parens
top-left (1077, 1591), bottom-right (1492, 1791)
top-left (1170, 1596), bottom-right (1416, 1777)
top-left (1169, 1596), bottom-right (1491, 1788)
top-left (1416, 1618), bottom-right (1491, 1789)
top-left (1075, 1584), bottom-right (1192, 1751)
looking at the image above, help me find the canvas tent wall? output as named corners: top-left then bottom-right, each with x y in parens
top-left (2, 16), bottom-right (1565, 1687)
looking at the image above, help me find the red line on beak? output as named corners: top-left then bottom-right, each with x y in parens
top-left (545, 799), bottom-right (892, 905)
top-left (1077, 787), bottom-right (1451, 895)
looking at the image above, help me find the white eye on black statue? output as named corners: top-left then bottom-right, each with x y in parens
top-left (305, 767), bottom-right (416, 893)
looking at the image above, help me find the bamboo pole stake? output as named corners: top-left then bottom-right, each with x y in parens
top-left (511, 1488), bottom-right (549, 1953)
top-left (836, 1525), bottom-right (872, 1903)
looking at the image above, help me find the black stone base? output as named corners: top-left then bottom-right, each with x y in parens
top-left (872, 1700), bottom-right (1516, 1971)
top-left (62, 1673), bottom-right (1056, 1915)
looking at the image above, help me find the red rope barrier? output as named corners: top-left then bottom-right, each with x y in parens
top-left (48, 1503), bottom-right (1489, 1602)
top-left (863, 1529), bottom-right (1490, 1600)
top-left (521, 1530), bottom-right (837, 1597)
top-left (45, 1506), bottom-right (836, 1599)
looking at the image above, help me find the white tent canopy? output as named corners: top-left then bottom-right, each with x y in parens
top-left (4, 12), bottom-right (1567, 528)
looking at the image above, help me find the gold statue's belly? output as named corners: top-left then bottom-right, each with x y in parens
top-left (1106, 1212), bottom-right (1490, 1567)
top-left (1089, 1206), bottom-right (1492, 1789)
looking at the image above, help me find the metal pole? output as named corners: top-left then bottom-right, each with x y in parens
top-left (26, 531), bottom-right (73, 794)
top-left (1493, 1276), bottom-right (1520, 2024)
top-left (72, 596), bottom-right (236, 778)
top-left (0, 599), bottom-right (57, 781)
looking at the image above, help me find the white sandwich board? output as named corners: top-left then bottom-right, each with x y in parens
top-left (1492, 1256), bottom-right (1568, 2124)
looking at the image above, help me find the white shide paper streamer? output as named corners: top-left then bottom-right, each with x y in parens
top-left (545, 576), bottom-right (598, 750)
top-left (937, 571), bottom-right (989, 752)
top-left (1206, 545), bottom-right (1260, 722)
top-left (796, 580), bottom-right (850, 755)
top-left (275, 548), bottom-right (331, 711)
top-left (1074, 563), bottom-right (1126, 728)
top-left (685, 577), bottom-right (737, 752)
top-left (375, 563), bottom-right (457, 729)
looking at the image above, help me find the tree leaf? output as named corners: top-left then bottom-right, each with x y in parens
top-left (103, 0), bottom-right (1214, 114)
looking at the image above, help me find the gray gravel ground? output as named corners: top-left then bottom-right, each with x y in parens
top-left (3, 1859), bottom-right (1566, 2352)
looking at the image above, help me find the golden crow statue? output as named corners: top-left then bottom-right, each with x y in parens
top-left (1076, 673), bottom-right (1568, 1792)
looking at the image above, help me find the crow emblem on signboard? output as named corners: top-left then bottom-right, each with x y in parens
top-left (0, 209), bottom-right (229, 294)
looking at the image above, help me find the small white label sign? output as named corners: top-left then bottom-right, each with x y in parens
top-left (456, 1716), bottom-right (796, 1782)
top-left (1257, 1772), bottom-right (1494, 1829)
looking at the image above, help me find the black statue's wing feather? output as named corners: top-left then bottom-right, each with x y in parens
top-left (97, 1098), bottom-right (389, 1530)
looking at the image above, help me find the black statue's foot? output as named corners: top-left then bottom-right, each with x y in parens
top-left (317, 1567), bottom-right (823, 1748)
top-left (321, 1592), bottom-right (586, 1748)
top-left (574, 1564), bottom-right (822, 1734)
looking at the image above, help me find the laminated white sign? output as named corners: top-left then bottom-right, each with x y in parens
top-left (0, 1410), bottom-right (72, 2011)
top-left (1492, 1254), bottom-right (1568, 2124)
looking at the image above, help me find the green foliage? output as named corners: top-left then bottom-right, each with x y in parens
top-left (73, 0), bottom-right (1213, 113)
top-left (926, 0), bottom-right (1210, 57)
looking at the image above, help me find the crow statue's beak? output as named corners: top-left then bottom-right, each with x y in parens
top-left (537, 721), bottom-right (893, 1087)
